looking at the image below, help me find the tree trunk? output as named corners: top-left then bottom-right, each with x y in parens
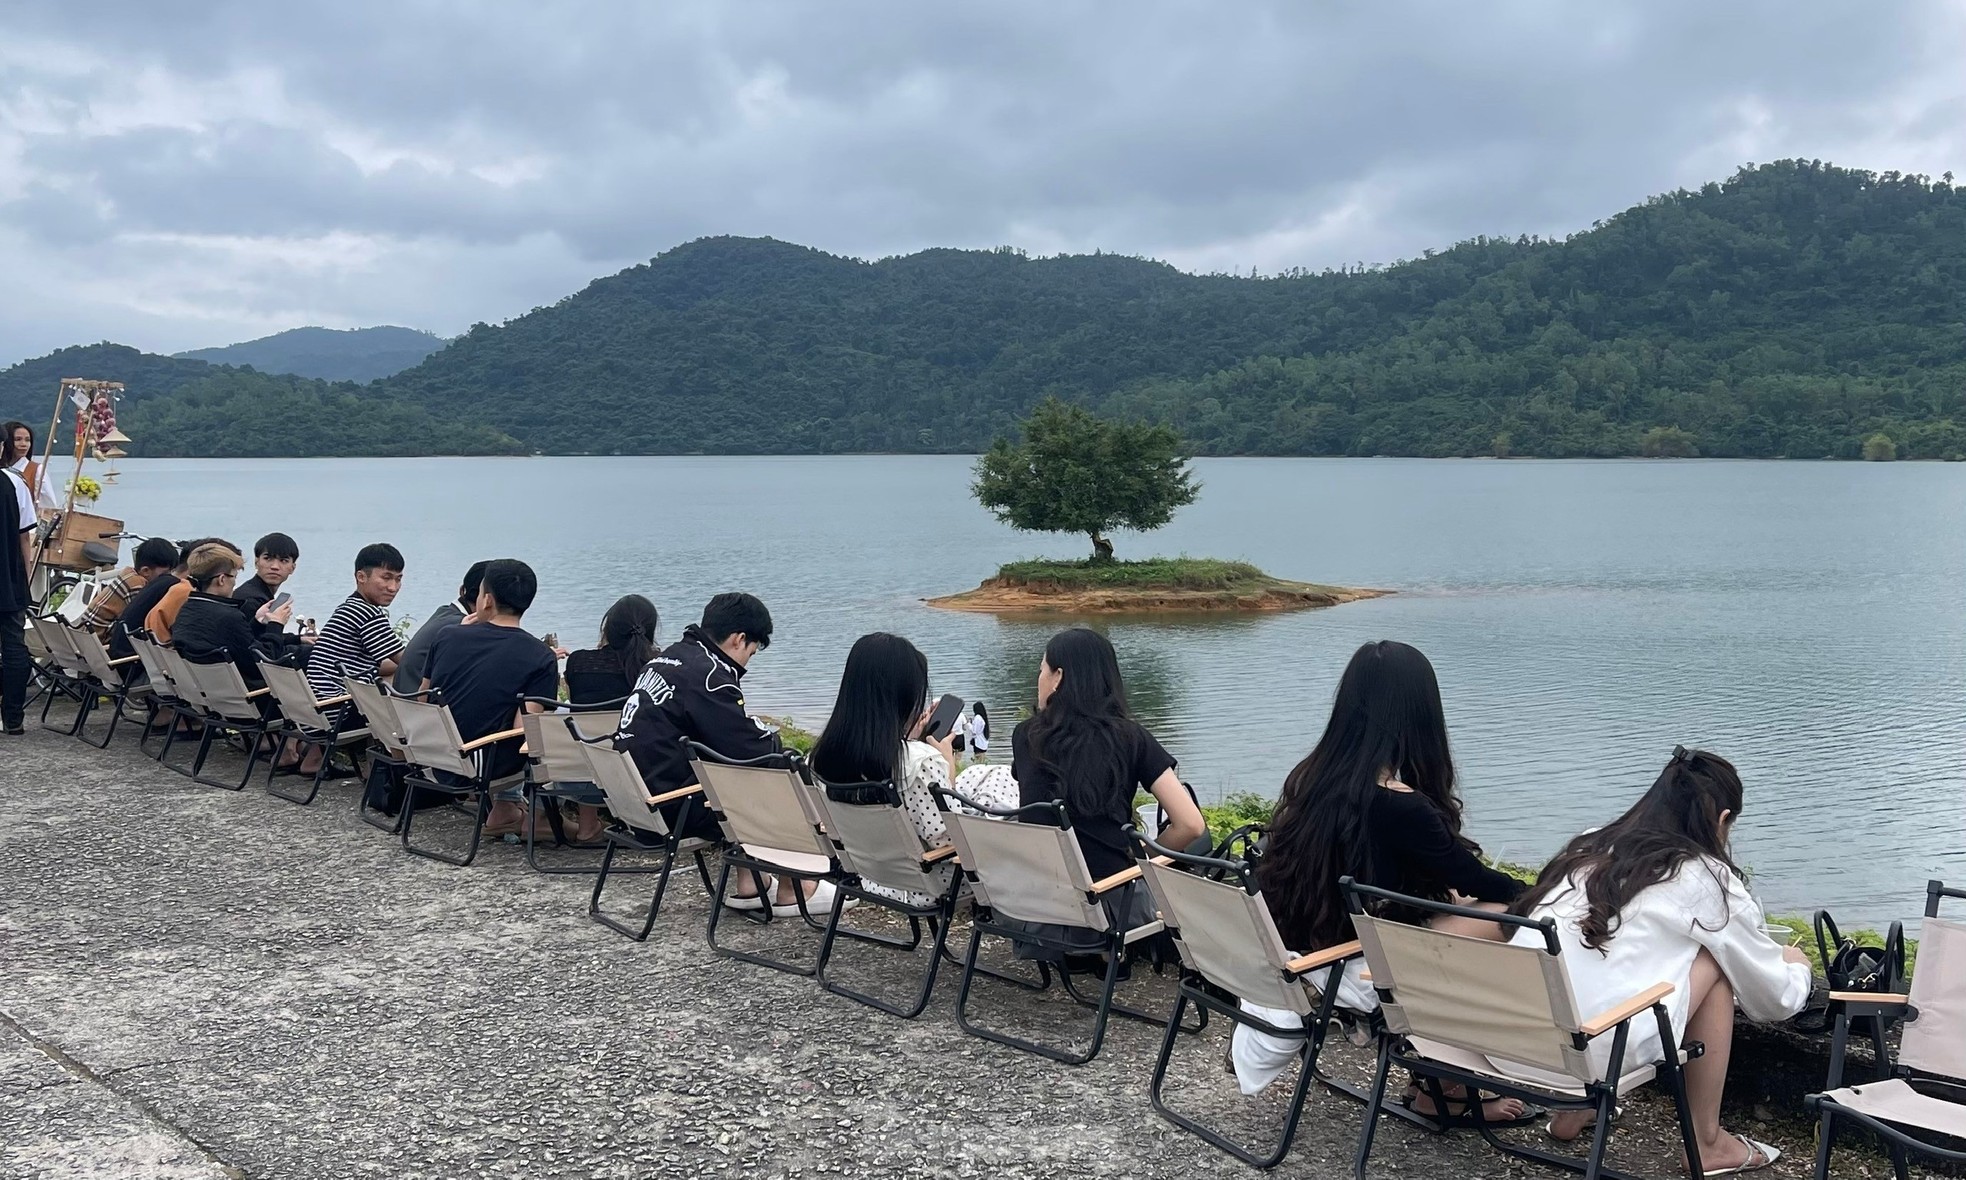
top-left (1090, 532), bottom-right (1115, 563)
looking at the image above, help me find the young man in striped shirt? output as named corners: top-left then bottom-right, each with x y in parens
top-left (303, 543), bottom-right (407, 773)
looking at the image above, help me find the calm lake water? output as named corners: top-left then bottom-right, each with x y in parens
top-left (95, 456), bottom-right (1966, 927)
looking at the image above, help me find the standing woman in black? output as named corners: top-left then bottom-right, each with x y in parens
top-left (1238, 640), bottom-right (1528, 1119)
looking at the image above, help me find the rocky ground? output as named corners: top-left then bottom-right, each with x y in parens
top-left (0, 708), bottom-right (1924, 1179)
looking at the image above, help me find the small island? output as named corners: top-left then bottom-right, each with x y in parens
top-left (929, 557), bottom-right (1389, 614)
top-left (934, 400), bottom-right (1389, 615)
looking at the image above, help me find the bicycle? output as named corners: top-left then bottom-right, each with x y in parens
top-left (29, 524), bottom-right (151, 619)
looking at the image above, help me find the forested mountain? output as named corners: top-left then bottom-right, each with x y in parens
top-left (9, 162), bottom-right (1963, 459)
top-left (175, 325), bottom-right (444, 383)
top-left (0, 343), bottom-right (521, 457)
top-left (378, 161), bottom-right (1966, 460)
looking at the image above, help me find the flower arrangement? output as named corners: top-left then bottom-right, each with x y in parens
top-left (69, 475), bottom-right (103, 503)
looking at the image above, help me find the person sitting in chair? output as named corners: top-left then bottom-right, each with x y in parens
top-left (420, 558), bottom-right (559, 839)
top-left (394, 560), bottom-right (487, 695)
top-left (233, 531), bottom-right (301, 639)
top-left (78, 536), bottom-right (179, 642)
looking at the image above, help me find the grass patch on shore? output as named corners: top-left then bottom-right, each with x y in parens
top-left (995, 556), bottom-right (1272, 591)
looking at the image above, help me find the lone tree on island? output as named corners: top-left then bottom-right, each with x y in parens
top-left (972, 398), bottom-right (1200, 562)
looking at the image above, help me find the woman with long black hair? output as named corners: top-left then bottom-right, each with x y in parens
top-left (808, 632), bottom-right (1017, 906)
top-left (1238, 640), bottom-right (1527, 1115)
top-left (1513, 749), bottom-right (1806, 1173)
top-left (564, 594), bottom-right (658, 706)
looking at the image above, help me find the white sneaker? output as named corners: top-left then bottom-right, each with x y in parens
top-left (724, 874), bottom-right (774, 911)
top-left (771, 879), bottom-right (858, 918)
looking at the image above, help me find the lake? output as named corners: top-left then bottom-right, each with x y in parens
top-left (88, 455), bottom-right (1966, 928)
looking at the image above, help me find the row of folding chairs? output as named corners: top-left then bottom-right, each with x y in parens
top-left (29, 621), bottom-right (1961, 1179)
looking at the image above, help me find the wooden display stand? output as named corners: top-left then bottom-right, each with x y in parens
top-left (41, 509), bottom-right (125, 572)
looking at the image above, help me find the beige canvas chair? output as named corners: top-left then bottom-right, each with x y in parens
top-left (342, 676), bottom-right (412, 831)
top-left (391, 693), bottom-right (526, 867)
top-left (1808, 879), bottom-right (1966, 1180)
top-left (28, 616), bottom-right (94, 736)
top-left (140, 638), bottom-right (220, 776)
top-left (174, 655), bottom-right (279, 791)
top-left (518, 701), bottom-right (623, 874)
top-left (936, 789), bottom-right (1171, 1066)
top-left (1136, 830), bottom-right (1377, 1169)
top-left (1342, 877), bottom-right (1703, 1180)
top-left (810, 774), bottom-right (968, 1018)
top-left (259, 662), bottom-right (368, 805)
top-left (687, 740), bottom-right (844, 977)
top-left (41, 618), bottom-right (145, 746)
top-left (580, 728), bottom-right (715, 941)
top-left (128, 634), bottom-right (197, 761)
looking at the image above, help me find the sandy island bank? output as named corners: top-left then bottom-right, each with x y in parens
top-left (927, 576), bottom-right (1392, 615)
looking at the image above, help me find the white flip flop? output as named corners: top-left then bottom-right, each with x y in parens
top-left (724, 874), bottom-right (774, 911)
top-left (1702, 1134), bottom-right (1780, 1176)
top-left (771, 879), bottom-right (859, 918)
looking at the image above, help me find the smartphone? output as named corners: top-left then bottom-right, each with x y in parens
top-left (921, 693), bottom-right (966, 741)
top-left (268, 591), bottom-right (293, 612)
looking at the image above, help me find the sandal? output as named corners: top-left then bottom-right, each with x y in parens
top-left (1701, 1134), bottom-right (1780, 1176)
top-left (1401, 1085), bottom-right (1546, 1129)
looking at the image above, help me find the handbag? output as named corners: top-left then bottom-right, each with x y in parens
top-left (1814, 911), bottom-right (1907, 995)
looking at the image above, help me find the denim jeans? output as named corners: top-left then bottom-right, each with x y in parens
top-left (0, 607), bottom-right (27, 727)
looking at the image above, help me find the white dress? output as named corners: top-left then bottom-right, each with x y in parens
top-left (862, 743), bottom-right (1018, 906)
top-left (1498, 856), bottom-right (1812, 1087)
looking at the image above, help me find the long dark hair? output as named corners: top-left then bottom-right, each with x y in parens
top-left (1511, 748), bottom-right (1744, 950)
top-left (1260, 640), bottom-right (1466, 950)
top-left (809, 632), bottom-right (929, 785)
top-left (1025, 628), bottom-right (1136, 825)
top-left (1, 421), bottom-right (30, 464)
top-left (972, 701), bottom-right (989, 739)
top-left (601, 595), bottom-right (659, 670)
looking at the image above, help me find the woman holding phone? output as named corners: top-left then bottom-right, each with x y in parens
top-left (807, 632), bottom-right (1017, 906)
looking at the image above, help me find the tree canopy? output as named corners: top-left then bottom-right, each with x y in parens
top-left (972, 398), bottom-right (1199, 559)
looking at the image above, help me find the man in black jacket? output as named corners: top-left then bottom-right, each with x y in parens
top-left (615, 592), bottom-right (815, 911)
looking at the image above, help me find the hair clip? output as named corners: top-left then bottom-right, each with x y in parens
top-left (1671, 745), bottom-right (1696, 765)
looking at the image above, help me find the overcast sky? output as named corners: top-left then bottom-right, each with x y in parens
top-left (1, 1), bottom-right (1960, 365)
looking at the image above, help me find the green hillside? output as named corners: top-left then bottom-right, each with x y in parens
top-left (8, 161), bottom-right (1963, 459)
top-left (377, 160), bottom-right (1966, 460)
top-left (175, 325), bottom-right (445, 383)
top-left (0, 343), bottom-right (521, 457)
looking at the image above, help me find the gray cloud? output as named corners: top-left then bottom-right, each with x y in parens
top-left (1, 0), bottom-right (1960, 363)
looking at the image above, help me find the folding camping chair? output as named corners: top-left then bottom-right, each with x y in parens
top-left (23, 613), bottom-right (60, 711)
top-left (128, 634), bottom-right (198, 760)
top-left (689, 740), bottom-right (847, 977)
top-left (580, 728), bottom-right (716, 941)
top-left (147, 641), bottom-right (220, 776)
top-left (810, 773), bottom-right (967, 1019)
top-left (392, 694), bottom-right (527, 867)
top-left (1809, 879), bottom-right (1966, 1180)
top-left (176, 655), bottom-right (281, 791)
top-left (260, 662), bottom-right (368, 805)
top-left (519, 697), bottom-right (626, 874)
top-left (342, 676), bottom-right (411, 832)
top-left (1343, 878), bottom-right (1705, 1180)
top-left (49, 619), bottom-right (146, 747)
top-left (1135, 828), bottom-right (1389, 1168)
top-left (29, 616), bottom-right (93, 735)
top-left (935, 788), bottom-right (1176, 1066)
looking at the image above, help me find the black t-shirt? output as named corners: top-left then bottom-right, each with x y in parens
top-left (1012, 717), bottom-right (1177, 880)
top-left (0, 472), bottom-right (27, 612)
top-left (563, 647), bottom-right (633, 707)
top-left (109, 571), bottom-right (182, 659)
top-left (423, 623), bottom-right (559, 779)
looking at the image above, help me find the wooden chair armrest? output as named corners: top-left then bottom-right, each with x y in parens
top-left (458, 726), bottom-right (527, 753)
top-left (108, 655), bottom-right (139, 667)
top-left (1091, 865), bottom-right (1143, 894)
top-left (314, 694), bottom-right (352, 708)
top-left (1579, 981), bottom-right (1676, 1038)
top-left (1829, 991), bottom-right (1911, 1006)
top-left (245, 687), bottom-right (271, 698)
top-left (647, 783), bottom-right (704, 807)
top-left (922, 843), bottom-right (960, 863)
top-left (1284, 939), bottom-right (1363, 976)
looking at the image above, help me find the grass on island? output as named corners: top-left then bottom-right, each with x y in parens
top-left (1136, 791), bottom-right (1906, 974)
top-left (994, 556), bottom-right (1276, 591)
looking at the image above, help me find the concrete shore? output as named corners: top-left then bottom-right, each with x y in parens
top-left (1, 712), bottom-right (1889, 1179)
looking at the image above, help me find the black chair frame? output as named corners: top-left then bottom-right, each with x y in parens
top-left (265, 706), bottom-right (362, 806)
top-left (1342, 878), bottom-right (1706, 1180)
top-left (693, 742), bottom-right (911, 978)
top-left (518, 694), bottom-right (630, 876)
top-left (1807, 880), bottom-right (1966, 1180)
top-left (1132, 830), bottom-right (1430, 1170)
top-left (810, 776), bottom-right (963, 1019)
top-left (175, 652), bottom-right (281, 792)
top-left (936, 788), bottom-right (1195, 1067)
